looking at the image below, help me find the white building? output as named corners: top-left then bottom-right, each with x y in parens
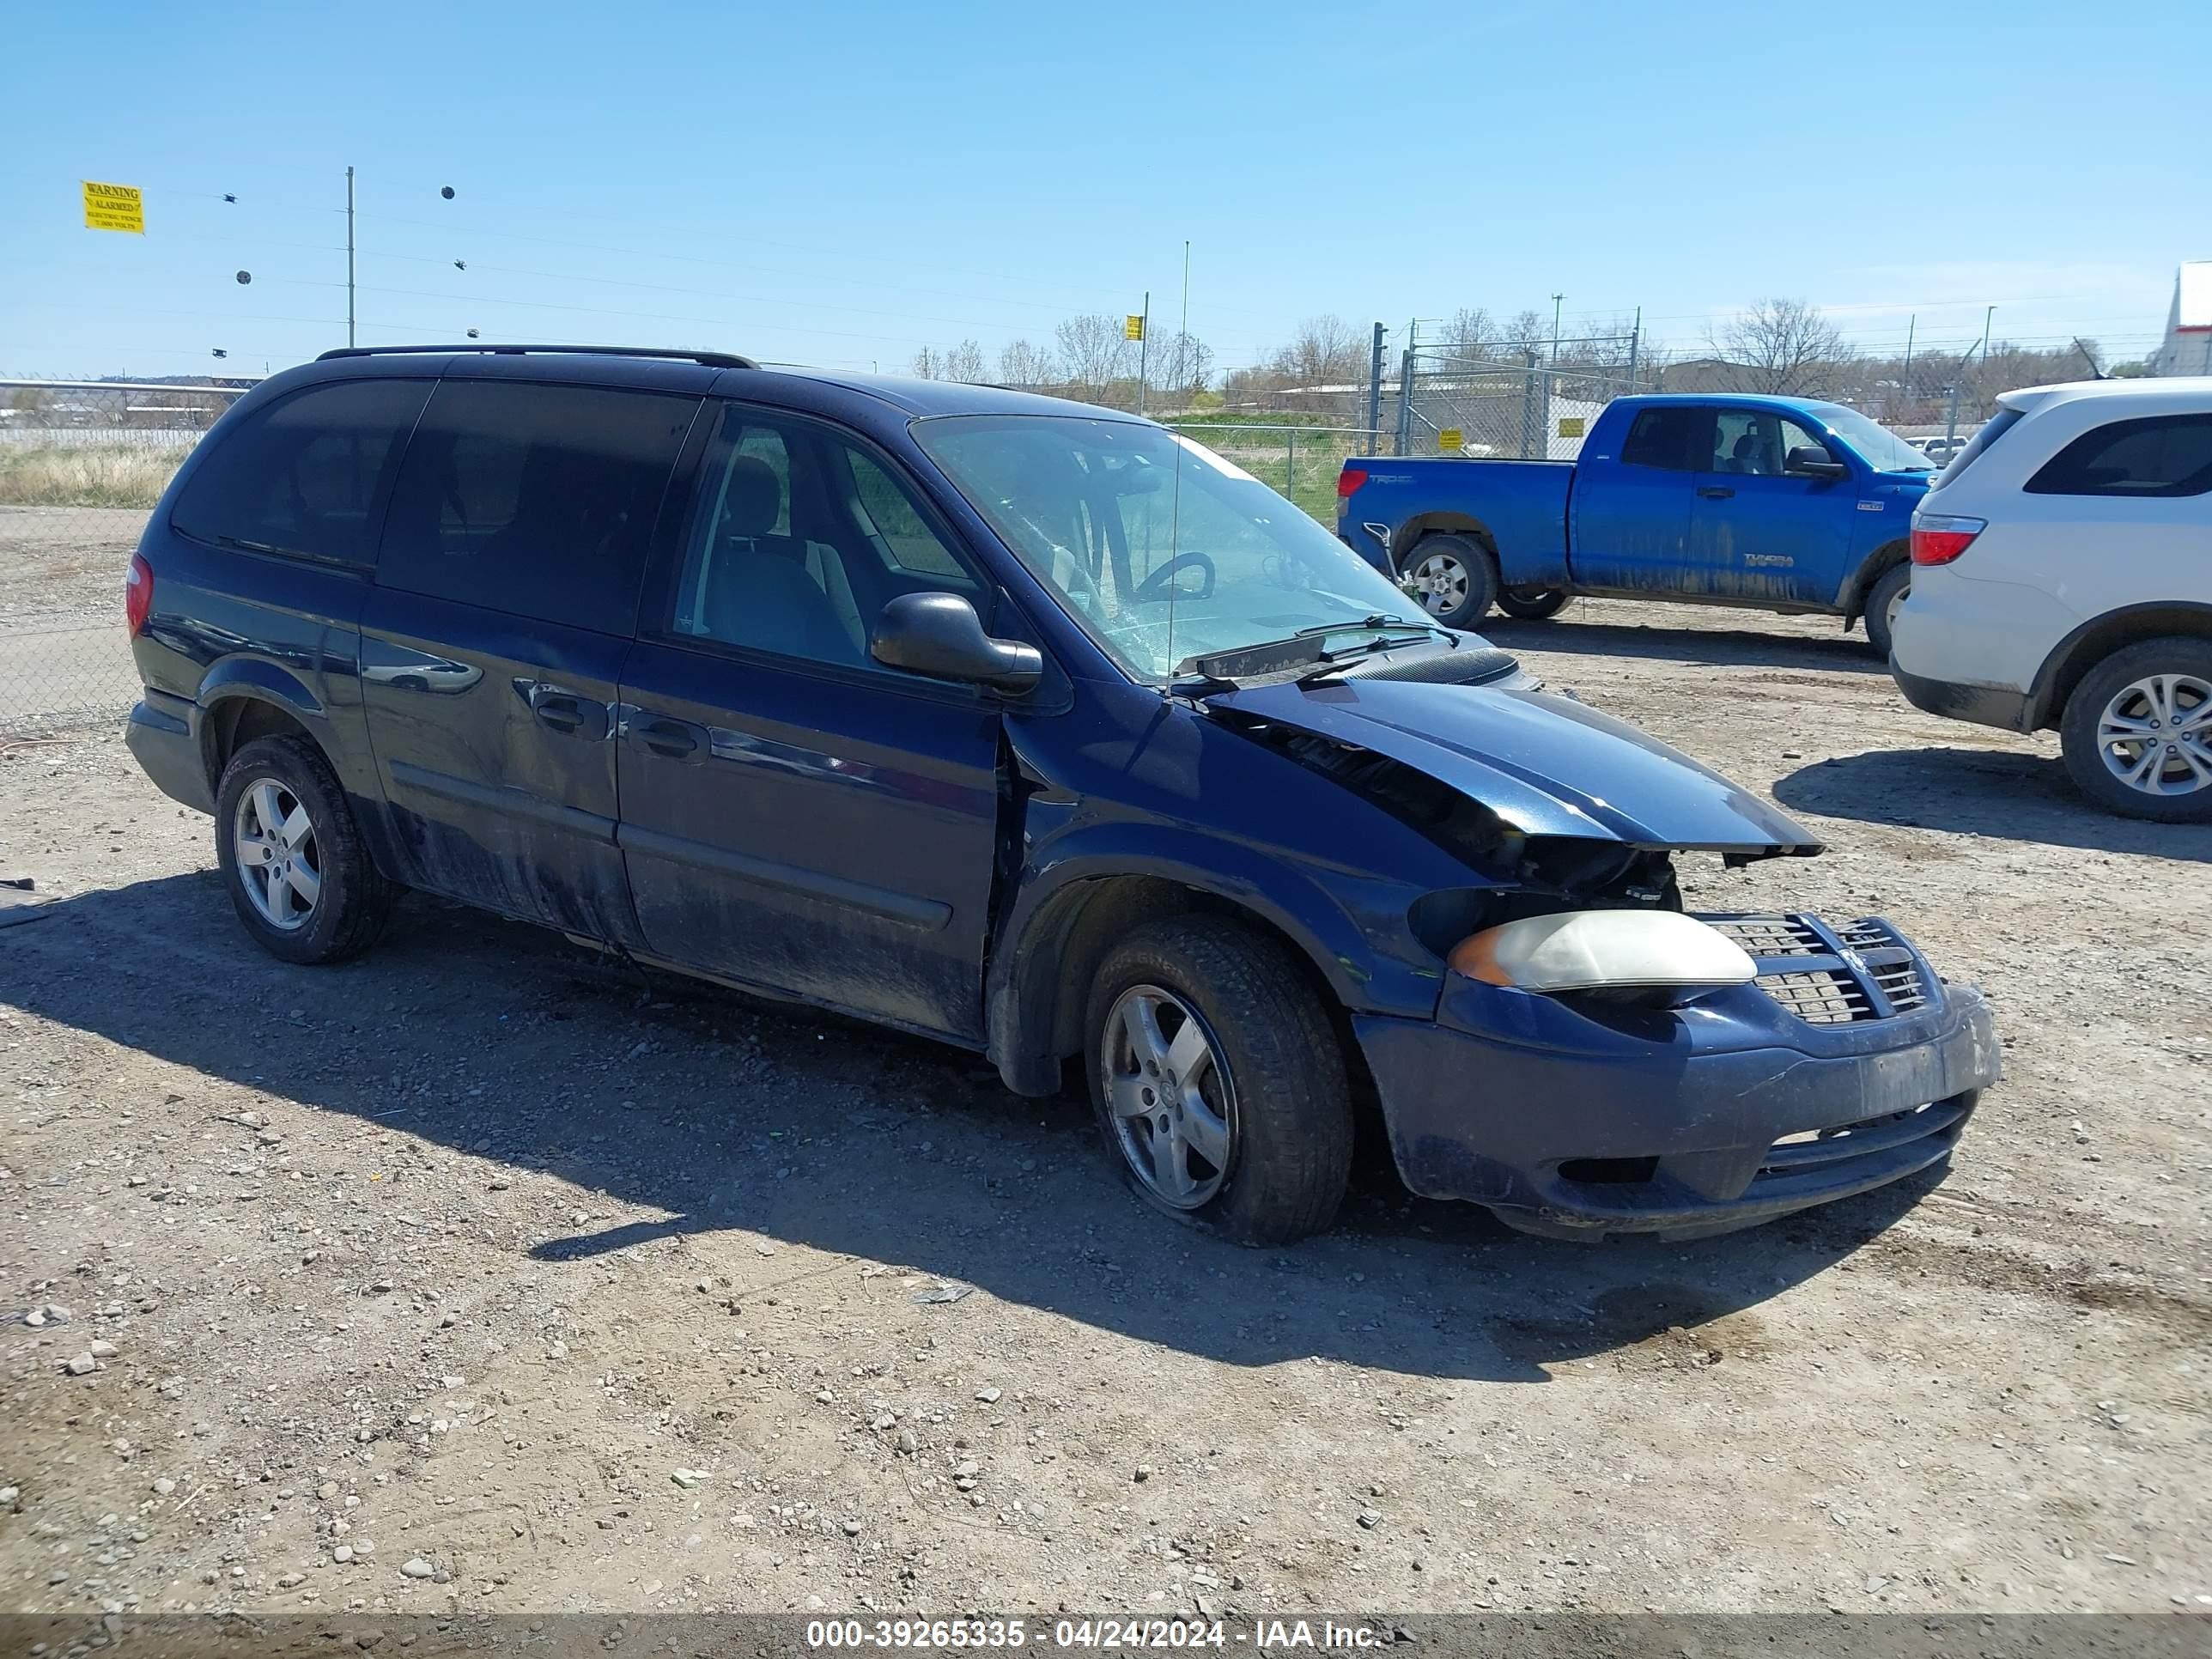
top-left (2148, 261), bottom-right (2212, 376)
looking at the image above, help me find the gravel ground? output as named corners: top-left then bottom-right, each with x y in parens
top-left (2, 598), bottom-right (2208, 1626)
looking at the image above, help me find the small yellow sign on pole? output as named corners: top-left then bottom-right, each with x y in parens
top-left (1124, 314), bottom-right (1146, 342)
top-left (1558, 416), bottom-right (1587, 438)
top-left (1437, 428), bottom-right (1464, 453)
top-left (82, 179), bottom-right (145, 234)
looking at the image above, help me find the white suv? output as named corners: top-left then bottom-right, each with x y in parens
top-left (1891, 377), bottom-right (2212, 821)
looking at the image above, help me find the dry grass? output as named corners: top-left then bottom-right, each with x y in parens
top-left (0, 445), bottom-right (189, 508)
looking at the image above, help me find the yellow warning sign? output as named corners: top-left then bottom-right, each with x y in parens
top-left (1124, 314), bottom-right (1146, 342)
top-left (1437, 428), bottom-right (1464, 453)
top-left (1558, 416), bottom-right (1587, 438)
top-left (82, 179), bottom-right (144, 234)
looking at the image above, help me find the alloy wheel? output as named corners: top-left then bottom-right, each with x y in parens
top-left (1408, 551), bottom-right (1470, 619)
top-left (232, 776), bottom-right (322, 930)
top-left (2096, 672), bottom-right (2212, 797)
top-left (1100, 984), bottom-right (1237, 1209)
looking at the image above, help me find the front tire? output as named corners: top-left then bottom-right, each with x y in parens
top-left (1863, 563), bottom-right (1911, 659)
top-left (1085, 917), bottom-right (1352, 1245)
top-left (214, 734), bottom-right (398, 963)
top-left (2059, 638), bottom-right (2212, 823)
top-left (1400, 532), bottom-right (1498, 629)
top-left (1494, 586), bottom-right (1572, 622)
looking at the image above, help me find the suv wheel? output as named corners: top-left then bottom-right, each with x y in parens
top-left (2060, 637), bottom-right (2212, 822)
top-left (1494, 586), bottom-right (1571, 621)
top-left (215, 734), bottom-right (398, 963)
top-left (1401, 533), bottom-right (1498, 629)
top-left (1863, 563), bottom-right (1911, 659)
top-left (1085, 917), bottom-right (1352, 1245)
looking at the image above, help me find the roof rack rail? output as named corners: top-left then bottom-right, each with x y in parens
top-left (315, 343), bottom-right (759, 370)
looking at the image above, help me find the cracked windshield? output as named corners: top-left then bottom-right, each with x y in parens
top-left (914, 416), bottom-right (1427, 678)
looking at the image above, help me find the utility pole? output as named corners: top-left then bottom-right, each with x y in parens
top-left (1550, 293), bottom-right (1564, 363)
top-left (1137, 290), bottom-right (1150, 416)
top-left (344, 166), bottom-right (356, 348)
top-left (1626, 306), bottom-right (1642, 392)
top-left (1901, 315), bottom-right (1915, 419)
top-left (1365, 322), bottom-right (1385, 453)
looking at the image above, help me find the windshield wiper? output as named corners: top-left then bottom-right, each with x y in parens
top-left (1293, 613), bottom-right (1453, 641)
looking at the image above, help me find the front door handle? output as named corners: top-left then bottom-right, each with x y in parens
top-left (634, 716), bottom-right (703, 761)
top-left (529, 690), bottom-right (608, 740)
top-left (1698, 485), bottom-right (1735, 500)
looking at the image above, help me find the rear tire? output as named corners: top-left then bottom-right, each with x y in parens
top-left (214, 734), bottom-right (398, 963)
top-left (1863, 562), bottom-right (1911, 659)
top-left (1494, 586), bottom-right (1572, 621)
top-left (1400, 532), bottom-right (1498, 630)
top-left (2059, 637), bottom-right (2212, 823)
top-left (1085, 917), bottom-right (1352, 1245)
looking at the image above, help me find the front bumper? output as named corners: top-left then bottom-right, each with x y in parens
top-left (1355, 913), bottom-right (2001, 1240)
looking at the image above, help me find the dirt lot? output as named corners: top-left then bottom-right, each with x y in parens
top-left (3, 599), bottom-right (2209, 1626)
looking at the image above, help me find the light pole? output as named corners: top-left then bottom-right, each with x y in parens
top-left (344, 166), bottom-right (356, 348)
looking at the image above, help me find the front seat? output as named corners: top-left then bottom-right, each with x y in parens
top-left (697, 455), bottom-right (864, 665)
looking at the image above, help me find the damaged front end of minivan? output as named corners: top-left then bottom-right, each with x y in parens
top-left (1200, 669), bottom-right (2001, 1240)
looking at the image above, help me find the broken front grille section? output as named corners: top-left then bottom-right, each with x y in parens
top-left (1706, 914), bottom-right (1933, 1025)
top-left (1760, 969), bottom-right (1875, 1025)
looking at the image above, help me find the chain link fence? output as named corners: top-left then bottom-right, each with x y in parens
top-left (1164, 421), bottom-right (1385, 521)
top-left (2, 379), bottom-right (248, 733)
top-left (1378, 337), bottom-right (1644, 460)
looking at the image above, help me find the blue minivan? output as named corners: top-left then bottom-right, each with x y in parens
top-left (122, 345), bottom-right (1998, 1243)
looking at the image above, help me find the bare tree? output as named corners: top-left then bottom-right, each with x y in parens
top-left (1055, 314), bottom-right (1130, 398)
top-left (910, 345), bottom-right (941, 380)
top-left (996, 338), bottom-right (1057, 387)
top-left (941, 339), bottom-right (987, 384)
top-left (1713, 298), bottom-right (1852, 397)
top-left (1152, 331), bottom-right (1215, 398)
top-left (1271, 314), bottom-right (1365, 387)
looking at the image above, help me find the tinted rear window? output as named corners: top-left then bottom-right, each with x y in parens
top-left (375, 380), bottom-right (699, 634)
top-left (1620, 407), bottom-right (1710, 471)
top-left (2025, 413), bottom-right (2212, 498)
top-left (1931, 406), bottom-right (2021, 486)
top-left (172, 379), bottom-right (429, 563)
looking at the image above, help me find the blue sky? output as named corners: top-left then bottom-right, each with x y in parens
top-left (3, 0), bottom-right (2203, 380)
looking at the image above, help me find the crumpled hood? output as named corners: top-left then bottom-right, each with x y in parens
top-left (1208, 676), bottom-right (1822, 855)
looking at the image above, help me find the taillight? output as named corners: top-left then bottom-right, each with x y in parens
top-left (1911, 514), bottom-right (1985, 566)
top-left (125, 552), bottom-right (153, 636)
top-left (1337, 468), bottom-right (1368, 500)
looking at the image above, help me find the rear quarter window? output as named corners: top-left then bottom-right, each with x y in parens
top-left (2025, 413), bottom-right (2212, 498)
top-left (1620, 407), bottom-right (1711, 471)
top-left (172, 379), bottom-right (430, 564)
top-left (1929, 406), bottom-right (2021, 487)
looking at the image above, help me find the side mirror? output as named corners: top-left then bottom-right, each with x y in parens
top-left (872, 592), bottom-right (1043, 695)
top-left (1785, 444), bottom-right (1849, 481)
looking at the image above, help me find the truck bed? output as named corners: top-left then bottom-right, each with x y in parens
top-left (1340, 457), bottom-right (1574, 586)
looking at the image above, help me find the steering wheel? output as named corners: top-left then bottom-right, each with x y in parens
top-left (1132, 551), bottom-right (1216, 604)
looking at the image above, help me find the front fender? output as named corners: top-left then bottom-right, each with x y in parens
top-left (983, 810), bottom-right (1455, 1095)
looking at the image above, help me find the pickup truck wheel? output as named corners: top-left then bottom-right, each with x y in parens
top-left (1085, 917), bottom-right (1352, 1245)
top-left (214, 734), bottom-right (398, 963)
top-left (2059, 638), bottom-right (2212, 823)
top-left (1401, 532), bottom-right (1498, 629)
top-left (1863, 563), bottom-right (1911, 658)
top-left (1495, 586), bottom-right (1571, 621)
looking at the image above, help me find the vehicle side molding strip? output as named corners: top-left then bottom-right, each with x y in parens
top-left (615, 824), bottom-right (952, 932)
top-left (386, 760), bottom-right (616, 843)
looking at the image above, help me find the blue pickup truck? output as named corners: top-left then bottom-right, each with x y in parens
top-left (1338, 394), bottom-right (1940, 653)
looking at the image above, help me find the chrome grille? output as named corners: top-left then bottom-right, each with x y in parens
top-left (1703, 913), bottom-right (1935, 1025)
top-left (1759, 969), bottom-right (1875, 1025)
top-left (1708, 915), bottom-right (1825, 957)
